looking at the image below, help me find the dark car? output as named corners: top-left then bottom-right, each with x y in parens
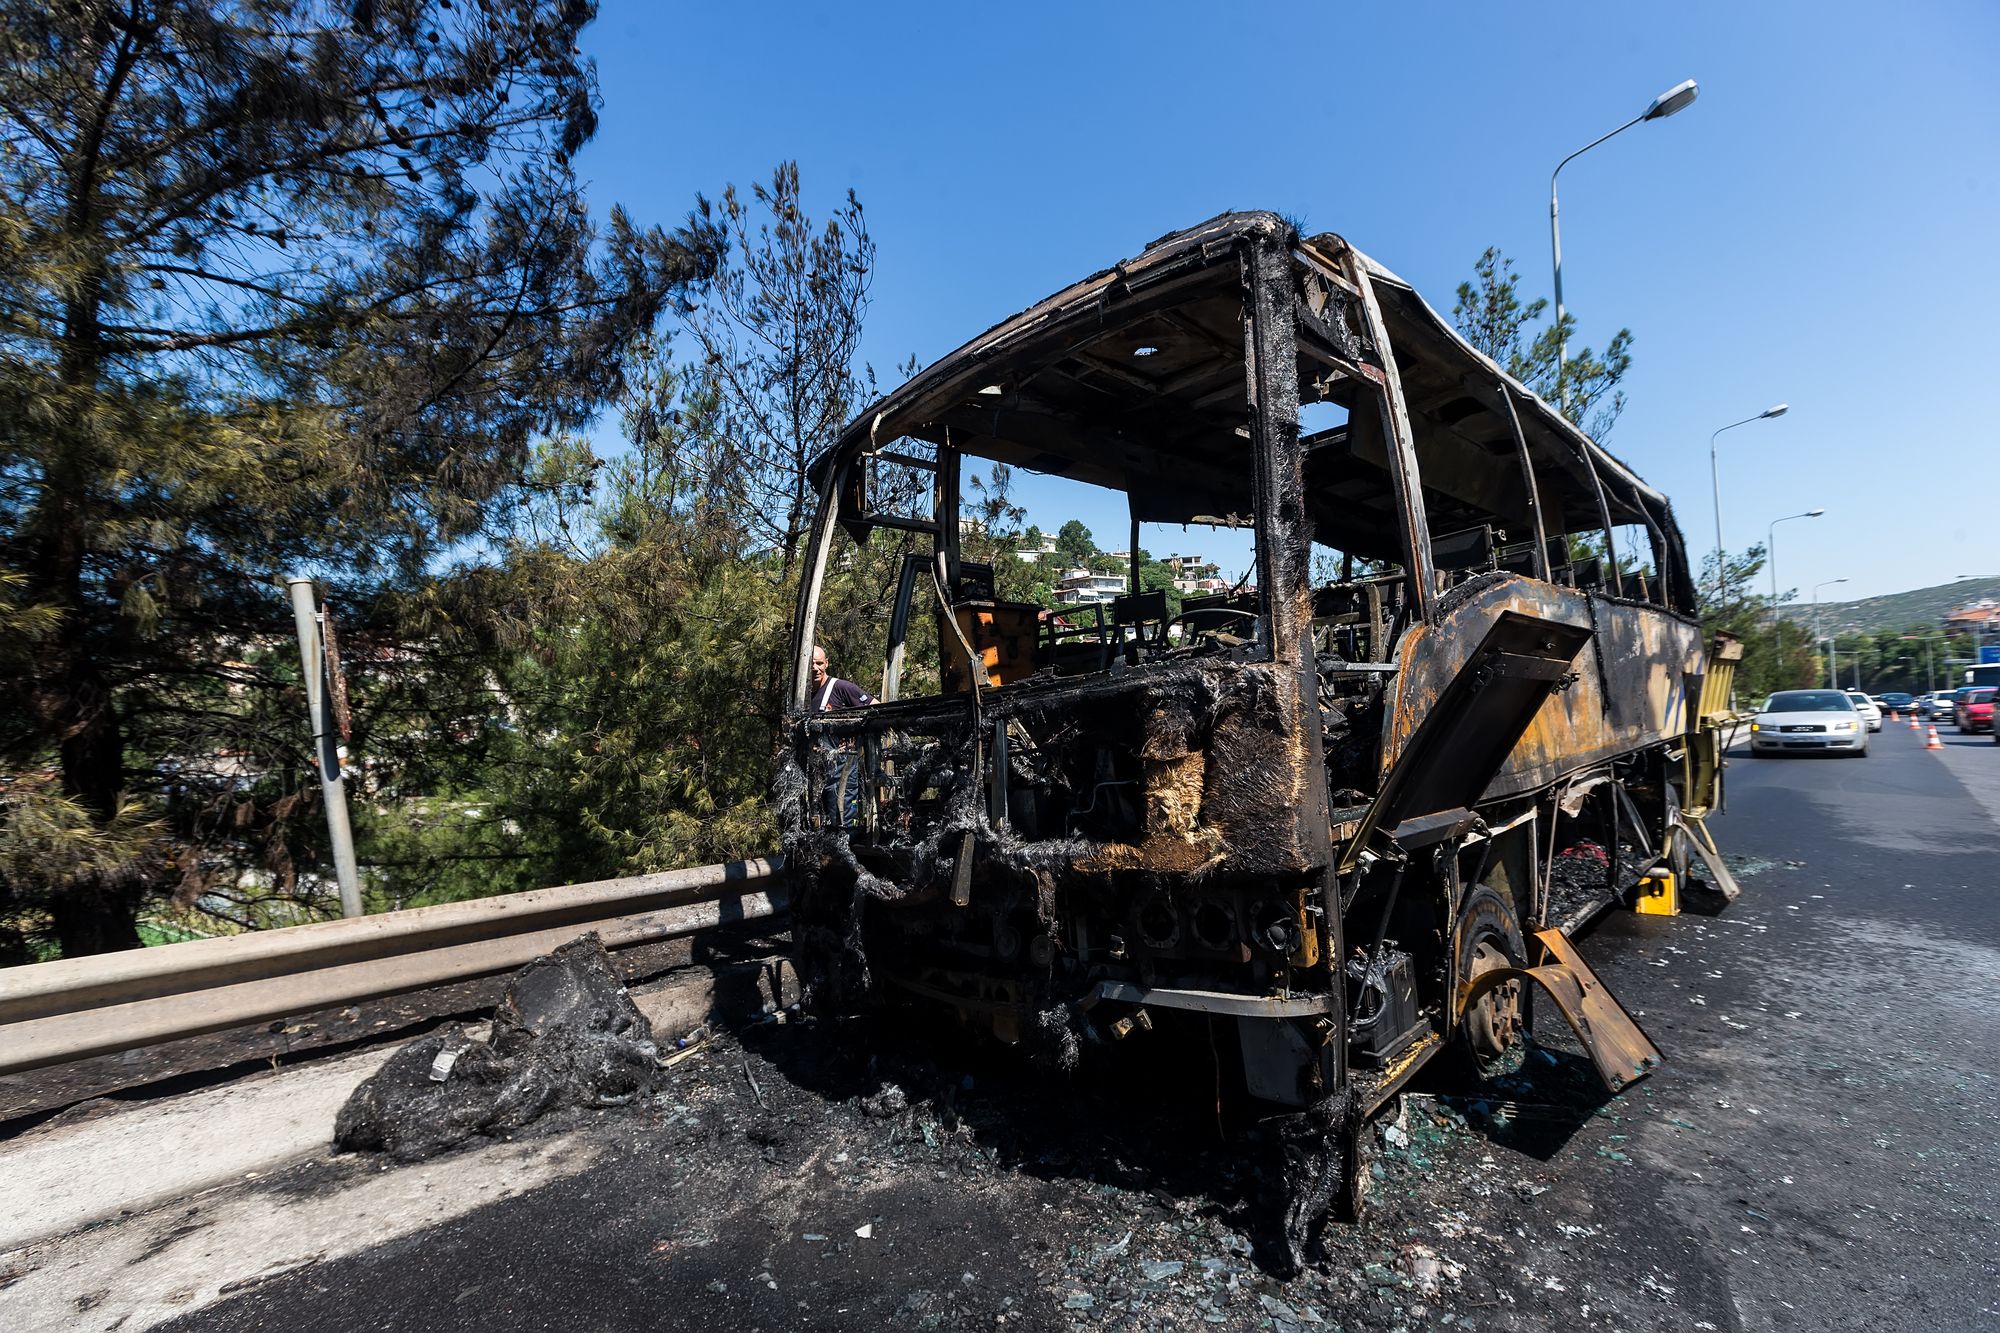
top-left (1960, 686), bottom-right (1996, 734)
top-left (1877, 691), bottom-right (1915, 716)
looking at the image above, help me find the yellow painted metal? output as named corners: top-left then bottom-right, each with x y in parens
top-left (1684, 631), bottom-right (1745, 820)
top-left (1699, 631), bottom-right (1744, 720)
top-left (1356, 1031), bottom-right (1443, 1118)
top-left (1634, 870), bottom-right (1679, 916)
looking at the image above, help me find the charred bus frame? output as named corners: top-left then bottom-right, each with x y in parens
top-left (777, 213), bottom-right (1740, 1260)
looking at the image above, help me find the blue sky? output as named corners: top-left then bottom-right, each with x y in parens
top-left (578, 1), bottom-right (1996, 602)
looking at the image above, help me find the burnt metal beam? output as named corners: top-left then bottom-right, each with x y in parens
top-left (1499, 382), bottom-right (1553, 579)
top-left (791, 461), bottom-right (845, 710)
top-left (1345, 262), bottom-right (1437, 619)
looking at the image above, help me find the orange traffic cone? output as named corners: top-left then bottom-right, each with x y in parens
top-left (1889, 709), bottom-right (1899, 721)
top-left (1909, 713), bottom-right (1920, 730)
top-left (1925, 724), bottom-right (1944, 750)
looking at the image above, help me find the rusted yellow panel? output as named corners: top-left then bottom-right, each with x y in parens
top-left (941, 601), bottom-right (1040, 689)
top-left (1459, 928), bottom-right (1662, 1092)
top-left (1698, 632), bottom-right (1743, 720)
top-left (1375, 578), bottom-right (1705, 801)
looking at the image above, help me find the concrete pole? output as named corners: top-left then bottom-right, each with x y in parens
top-left (284, 577), bottom-right (361, 918)
top-left (1812, 596), bottom-right (1824, 687)
top-left (1813, 579), bottom-right (1847, 690)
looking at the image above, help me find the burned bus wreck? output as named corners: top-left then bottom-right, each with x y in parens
top-left (776, 212), bottom-right (1740, 1261)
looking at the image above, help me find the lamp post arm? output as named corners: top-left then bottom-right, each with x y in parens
top-left (1548, 110), bottom-right (1647, 417)
top-left (1767, 510), bottom-right (1820, 610)
top-left (1551, 113), bottom-right (1648, 192)
top-left (1769, 517), bottom-right (1779, 609)
top-left (1708, 413), bottom-right (1768, 606)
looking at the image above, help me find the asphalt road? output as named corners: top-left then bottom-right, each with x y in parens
top-left (1563, 720), bottom-right (2000, 1333)
top-left (14, 722), bottom-right (1996, 1333)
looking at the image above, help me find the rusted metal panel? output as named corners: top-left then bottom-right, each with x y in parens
top-left (1378, 577), bottom-right (1704, 801)
top-left (1460, 928), bottom-right (1663, 1092)
top-left (1339, 610), bottom-right (1592, 875)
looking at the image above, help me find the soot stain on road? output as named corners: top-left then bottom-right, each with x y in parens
top-left (159, 738), bottom-right (2000, 1333)
top-left (164, 995), bottom-right (1745, 1333)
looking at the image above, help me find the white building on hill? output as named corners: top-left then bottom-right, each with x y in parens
top-left (1053, 567), bottom-right (1126, 605)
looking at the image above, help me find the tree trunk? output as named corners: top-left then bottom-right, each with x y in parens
top-left (22, 86), bottom-right (145, 948)
top-left (49, 876), bottom-right (145, 955)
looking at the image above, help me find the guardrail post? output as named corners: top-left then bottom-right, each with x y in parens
top-left (285, 575), bottom-right (362, 918)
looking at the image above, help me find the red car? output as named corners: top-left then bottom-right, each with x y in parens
top-left (1961, 686), bottom-right (1996, 735)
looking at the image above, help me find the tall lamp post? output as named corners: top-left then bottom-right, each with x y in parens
top-left (1767, 508), bottom-right (1825, 608)
top-left (1900, 634), bottom-right (1939, 695)
top-left (1813, 577), bottom-right (1849, 688)
top-left (1709, 404), bottom-right (1789, 604)
top-left (1549, 79), bottom-right (1699, 411)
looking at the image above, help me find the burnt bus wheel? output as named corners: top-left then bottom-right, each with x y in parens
top-left (1454, 885), bottom-right (1531, 1075)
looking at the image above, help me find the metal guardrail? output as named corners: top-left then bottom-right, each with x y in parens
top-left (0, 857), bottom-right (785, 1078)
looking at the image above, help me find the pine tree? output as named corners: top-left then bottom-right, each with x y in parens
top-left (0, 1), bottom-right (714, 953)
top-left (1451, 247), bottom-right (1633, 441)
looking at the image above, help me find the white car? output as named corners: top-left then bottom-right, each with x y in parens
top-left (1845, 691), bottom-right (1883, 732)
top-left (1750, 689), bottom-right (1869, 757)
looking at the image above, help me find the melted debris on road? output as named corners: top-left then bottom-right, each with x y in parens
top-left (275, 930), bottom-right (1747, 1330)
top-left (334, 934), bottom-right (661, 1161)
top-left (305, 992), bottom-right (1722, 1331)
top-left (650, 1010), bottom-right (1708, 1329)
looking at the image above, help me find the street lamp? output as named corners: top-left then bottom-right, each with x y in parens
top-left (1549, 79), bottom-right (1699, 412)
top-left (1709, 403), bottom-right (1790, 604)
top-left (1767, 508), bottom-right (1824, 608)
top-left (1813, 577), bottom-right (1848, 688)
top-left (1823, 647), bottom-right (1865, 692)
top-left (1900, 633), bottom-right (1939, 694)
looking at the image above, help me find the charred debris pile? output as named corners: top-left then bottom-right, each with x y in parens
top-left (334, 934), bottom-right (663, 1161)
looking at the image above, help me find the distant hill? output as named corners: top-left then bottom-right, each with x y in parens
top-left (1778, 576), bottom-right (2000, 636)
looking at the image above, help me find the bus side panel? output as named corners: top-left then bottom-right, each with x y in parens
top-left (1379, 575), bottom-right (1705, 801)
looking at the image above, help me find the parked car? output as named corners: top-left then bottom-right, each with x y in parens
top-left (1951, 687), bottom-right (1978, 727)
top-left (1876, 691), bottom-right (1915, 716)
top-left (1750, 689), bottom-right (1869, 757)
top-left (1845, 691), bottom-right (1883, 732)
top-left (1959, 686), bottom-right (1996, 734)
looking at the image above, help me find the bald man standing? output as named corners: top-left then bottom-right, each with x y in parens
top-left (809, 645), bottom-right (873, 828)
